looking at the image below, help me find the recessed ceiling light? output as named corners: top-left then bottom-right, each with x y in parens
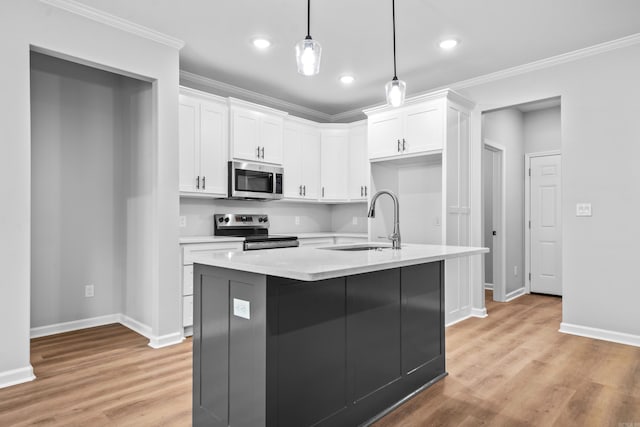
top-left (439, 39), bottom-right (459, 50)
top-left (253, 38), bottom-right (271, 49)
top-left (340, 75), bottom-right (355, 84)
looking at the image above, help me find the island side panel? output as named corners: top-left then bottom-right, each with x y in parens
top-left (193, 264), bottom-right (267, 427)
top-left (266, 277), bottom-right (348, 427)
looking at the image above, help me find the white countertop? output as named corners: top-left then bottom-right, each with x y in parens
top-left (191, 242), bottom-right (488, 281)
top-left (179, 232), bottom-right (366, 244)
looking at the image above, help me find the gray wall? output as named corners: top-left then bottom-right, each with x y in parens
top-left (463, 42), bottom-right (640, 339)
top-left (179, 198), bottom-right (367, 236)
top-left (524, 106), bottom-right (561, 154)
top-left (482, 108), bottom-right (525, 295)
top-left (30, 52), bottom-right (153, 329)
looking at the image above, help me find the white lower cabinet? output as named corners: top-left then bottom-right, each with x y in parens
top-left (181, 241), bottom-right (243, 333)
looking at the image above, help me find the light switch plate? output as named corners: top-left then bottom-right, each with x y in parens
top-left (233, 298), bottom-right (251, 320)
top-left (179, 216), bottom-right (187, 227)
top-left (576, 203), bottom-right (592, 217)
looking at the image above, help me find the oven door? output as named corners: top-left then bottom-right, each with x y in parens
top-left (228, 161), bottom-right (283, 200)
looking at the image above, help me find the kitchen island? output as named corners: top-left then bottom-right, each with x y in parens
top-left (192, 243), bottom-right (487, 427)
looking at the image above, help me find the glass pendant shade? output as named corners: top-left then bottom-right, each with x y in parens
top-left (295, 37), bottom-right (322, 76)
top-left (385, 78), bottom-right (406, 107)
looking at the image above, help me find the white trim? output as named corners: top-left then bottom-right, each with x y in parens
top-left (180, 71), bottom-right (333, 122)
top-left (471, 307), bottom-right (488, 319)
top-left (39, 0), bottom-right (185, 50)
top-left (484, 283), bottom-right (494, 291)
top-left (560, 322), bottom-right (640, 348)
top-left (482, 140), bottom-right (507, 302)
top-left (504, 287), bottom-right (526, 302)
top-left (524, 150), bottom-right (562, 294)
top-left (148, 332), bottom-right (184, 349)
top-left (452, 33), bottom-right (640, 91)
top-left (30, 314), bottom-right (120, 338)
top-left (119, 314), bottom-right (153, 339)
top-left (0, 366), bottom-right (36, 389)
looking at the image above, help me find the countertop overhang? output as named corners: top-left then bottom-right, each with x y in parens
top-left (192, 243), bottom-right (488, 281)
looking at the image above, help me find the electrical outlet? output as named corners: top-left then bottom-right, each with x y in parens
top-left (233, 298), bottom-right (250, 320)
top-left (179, 216), bottom-right (187, 227)
top-left (352, 216), bottom-right (358, 225)
top-left (85, 284), bottom-right (94, 298)
top-left (295, 216), bottom-right (300, 225)
top-left (434, 216), bottom-right (441, 226)
top-left (576, 203), bottom-right (592, 217)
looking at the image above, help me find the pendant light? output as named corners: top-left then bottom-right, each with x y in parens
top-left (295, 0), bottom-right (322, 76)
top-left (385, 0), bottom-right (406, 107)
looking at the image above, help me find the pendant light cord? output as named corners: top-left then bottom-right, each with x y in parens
top-left (306, 0), bottom-right (311, 38)
top-left (392, 0), bottom-right (398, 79)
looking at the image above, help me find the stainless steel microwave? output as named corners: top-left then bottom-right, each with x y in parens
top-left (227, 161), bottom-right (284, 200)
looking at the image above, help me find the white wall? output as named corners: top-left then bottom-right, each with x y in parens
top-left (0, 0), bottom-right (181, 387)
top-left (482, 109), bottom-right (525, 295)
top-left (179, 198), bottom-right (367, 236)
top-left (463, 42), bottom-right (640, 342)
top-left (524, 106), bottom-right (561, 154)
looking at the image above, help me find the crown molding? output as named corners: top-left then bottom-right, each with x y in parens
top-left (180, 71), bottom-right (333, 123)
top-left (451, 32), bottom-right (640, 90)
top-left (40, 0), bottom-right (185, 50)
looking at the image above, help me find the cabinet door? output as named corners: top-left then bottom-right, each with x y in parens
top-left (300, 128), bottom-right (321, 199)
top-left (231, 108), bottom-right (261, 162)
top-left (348, 125), bottom-right (368, 200)
top-left (260, 115), bottom-right (284, 165)
top-left (404, 103), bottom-right (443, 154)
top-left (179, 96), bottom-right (200, 192)
top-left (320, 131), bottom-right (349, 200)
top-left (199, 100), bottom-right (228, 195)
top-left (367, 113), bottom-right (402, 160)
top-left (282, 126), bottom-right (303, 198)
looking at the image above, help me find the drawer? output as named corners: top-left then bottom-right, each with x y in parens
top-left (183, 265), bottom-right (194, 296)
top-left (183, 242), bottom-right (244, 265)
top-left (183, 295), bottom-right (193, 327)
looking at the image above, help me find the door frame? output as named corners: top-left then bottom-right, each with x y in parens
top-left (524, 150), bottom-right (562, 294)
top-left (482, 140), bottom-right (506, 302)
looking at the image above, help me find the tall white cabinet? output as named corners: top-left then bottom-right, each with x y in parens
top-left (179, 88), bottom-right (228, 197)
top-left (364, 89), bottom-right (476, 326)
top-left (283, 117), bottom-right (321, 200)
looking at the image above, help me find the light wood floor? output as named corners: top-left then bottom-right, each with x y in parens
top-left (1, 292), bottom-right (639, 426)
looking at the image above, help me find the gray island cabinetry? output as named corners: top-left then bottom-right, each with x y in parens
top-left (191, 244), bottom-right (487, 427)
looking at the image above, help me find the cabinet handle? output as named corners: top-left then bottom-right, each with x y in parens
top-left (196, 176), bottom-right (200, 189)
top-left (360, 186), bottom-right (363, 197)
top-left (397, 139), bottom-right (401, 152)
top-left (202, 176), bottom-right (206, 190)
top-left (402, 138), bottom-right (406, 151)
top-left (299, 185), bottom-right (302, 196)
top-left (365, 186), bottom-right (368, 197)
top-left (261, 146), bottom-right (265, 159)
top-left (303, 185), bottom-right (306, 196)
top-left (256, 146), bottom-right (261, 158)
top-left (322, 187), bottom-right (325, 198)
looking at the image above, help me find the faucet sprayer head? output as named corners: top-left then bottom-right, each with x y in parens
top-left (367, 205), bottom-right (376, 218)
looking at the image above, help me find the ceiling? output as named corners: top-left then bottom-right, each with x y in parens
top-left (75, 0), bottom-right (640, 119)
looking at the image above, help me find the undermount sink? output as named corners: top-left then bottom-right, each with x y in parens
top-left (321, 244), bottom-right (392, 252)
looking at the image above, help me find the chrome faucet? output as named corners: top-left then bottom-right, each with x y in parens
top-left (367, 190), bottom-right (401, 249)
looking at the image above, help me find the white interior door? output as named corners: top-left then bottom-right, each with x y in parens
top-left (483, 143), bottom-right (504, 301)
top-left (529, 154), bottom-right (562, 295)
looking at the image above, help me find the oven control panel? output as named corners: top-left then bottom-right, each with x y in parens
top-left (214, 214), bottom-right (269, 229)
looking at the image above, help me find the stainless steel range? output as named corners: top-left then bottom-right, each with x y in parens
top-left (214, 214), bottom-right (299, 251)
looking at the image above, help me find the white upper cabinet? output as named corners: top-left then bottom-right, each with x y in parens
top-left (320, 128), bottom-right (350, 201)
top-left (179, 88), bottom-right (228, 196)
top-left (348, 122), bottom-right (369, 200)
top-left (365, 98), bottom-right (444, 161)
top-left (229, 98), bottom-right (287, 165)
top-left (283, 119), bottom-right (321, 200)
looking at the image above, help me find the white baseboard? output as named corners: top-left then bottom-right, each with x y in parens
top-left (30, 314), bottom-right (120, 338)
top-left (505, 287), bottom-right (526, 302)
top-left (559, 322), bottom-right (640, 348)
top-left (148, 332), bottom-right (184, 349)
top-left (0, 365), bottom-right (35, 389)
top-left (471, 307), bottom-right (488, 318)
top-left (484, 283), bottom-right (494, 291)
top-left (30, 313), bottom-right (184, 349)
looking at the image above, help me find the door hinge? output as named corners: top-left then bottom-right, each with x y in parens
top-left (528, 220), bottom-right (531, 229)
top-left (528, 168), bottom-right (531, 176)
top-left (528, 272), bottom-right (531, 281)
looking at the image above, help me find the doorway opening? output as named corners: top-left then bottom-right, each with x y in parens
top-left (481, 97), bottom-right (562, 304)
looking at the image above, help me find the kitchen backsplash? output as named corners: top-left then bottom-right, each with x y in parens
top-left (179, 198), bottom-right (368, 236)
